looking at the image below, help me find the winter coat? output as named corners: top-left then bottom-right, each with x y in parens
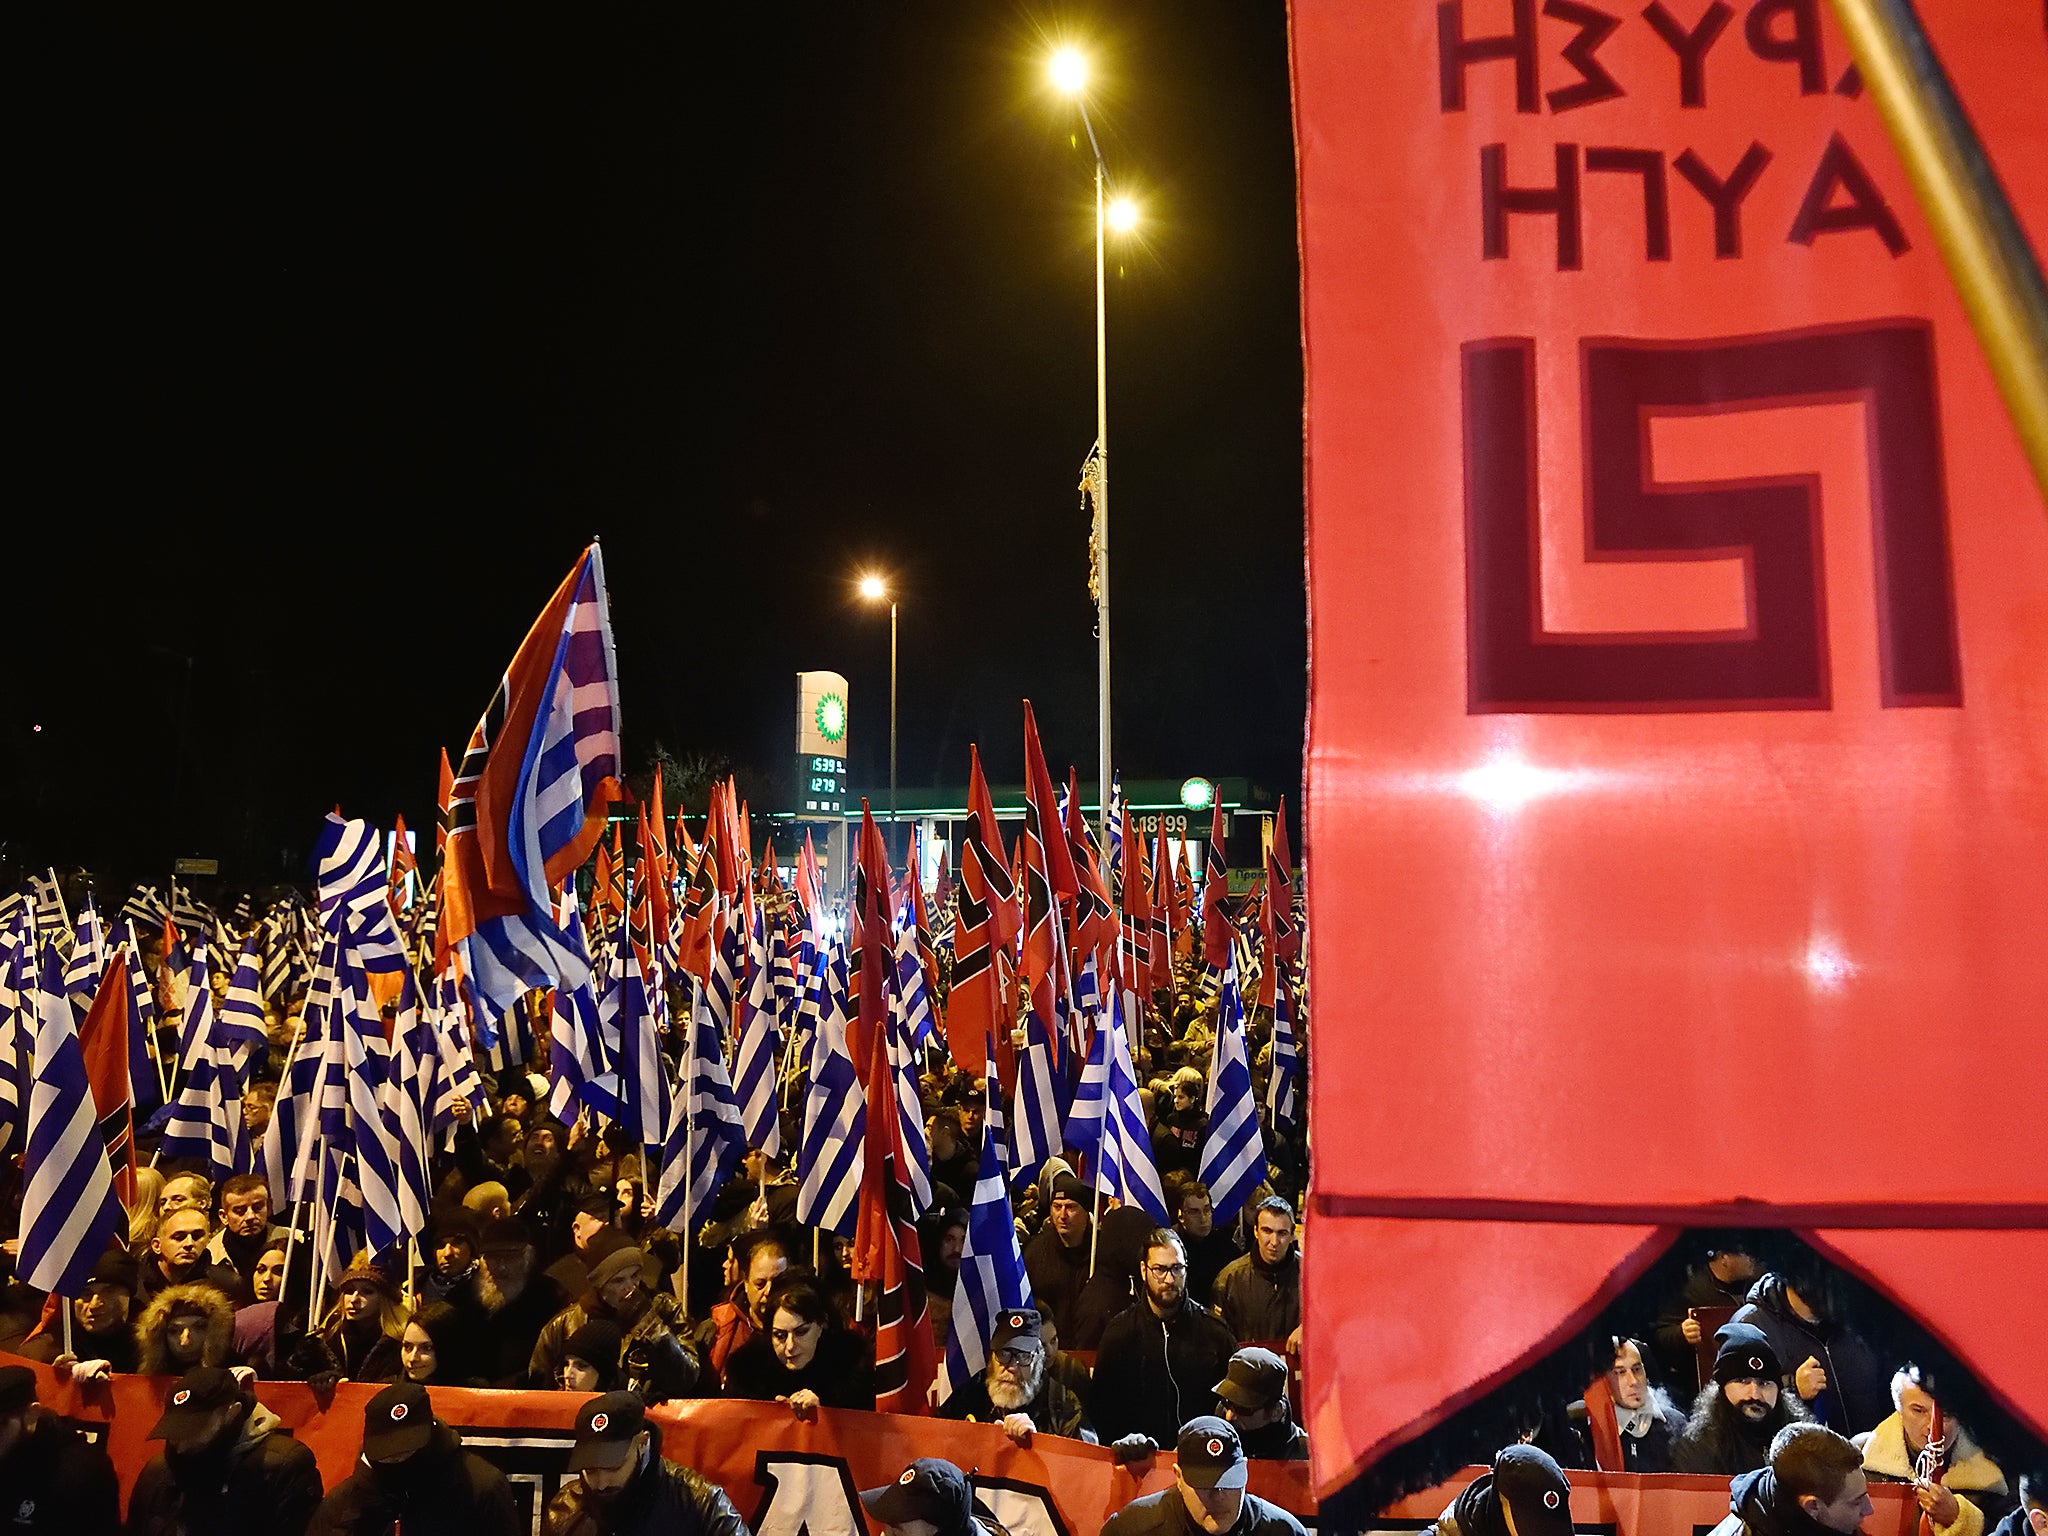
top-left (1707, 1465), bottom-right (1843, 1536)
top-left (1180, 1227), bottom-right (1240, 1310)
top-left (305, 1422), bottom-right (519, 1536)
top-left (1210, 1251), bottom-right (1300, 1343)
top-left (528, 1289), bottom-right (699, 1401)
top-left (124, 1401), bottom-right (324, 1536)
top-left (461, 1273), bottom-right (569, 1387)
top-left (541, 1426), bottom-right (750, 1536)
top-left (136, 1281), bottom-right (239, 1375)
top-left (1674, 1390), bottom-right (1806, 1476)
top-left (1090, 1298), bottom-right (1239, 1448)
top-left (1022, 1224), bottom-right (1092, 1336)
top-left (937, 1363), bottom-right (1095, 1441)
top-left (1104, 1487), bottom-right (1308, 1536)
top-left (1732, 1276), bottom-right (1889, 1436)
top-left (704, 1288), bottom-right (760, 1384)
top-left (1570, 1389), bottom-right (1688, 1473)
top-left (0, 1408), bottom-right (121, 1534)
top-left (1856, 1413), bottom-right (2013, 1536)
top-left (16, 1316), bottom-right (139, 1374)
top-left (723, 1327), bottom-right (876, 1409)
top-left (1239, 1418), bottom-right (1310, 1462)
top-left (1652, 1263), bottom-right (1753, 1395)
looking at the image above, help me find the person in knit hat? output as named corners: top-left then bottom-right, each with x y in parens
top-left (528, 1245), bottom-right (697, 1402)
top-left (559, 1318), bottom-right (626, 1393)
top-left (310, 1255), bottom-right (406, 1383)
top-left (1677, 1322), bottom-right (1809, 1475)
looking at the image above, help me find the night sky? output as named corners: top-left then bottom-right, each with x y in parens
top-left (11, 4), bottom-right (1304, 889)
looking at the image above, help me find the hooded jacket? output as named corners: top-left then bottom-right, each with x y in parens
top-left (304, 1421), bottom-right (519, 1536)
top-left (0, 1406), bottom-right (122, 1534)
top-left (1855, 1413), bottom-right (2013, 1536)
top-left (541, 1423), bottom-right (749, 1536)
top-left (1090, 1296), bottom-right (1239, 1448)
top-left (1732, 1277), bottom-right (1888, 1436)
top-left (1708, 1466), bottom-right (1846, 1536)
top-left (124, 1400), bottom-right (324, 1536)
top-left (136, 1281), bottom-right (239, 1375)
top-left (1433, 1473), bottom-right (1511, 1536)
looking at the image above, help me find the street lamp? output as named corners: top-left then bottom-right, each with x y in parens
top-left (857, 572), bottom-right (898, 857)
top-left (1050, 45), bottom-right (1131, 876)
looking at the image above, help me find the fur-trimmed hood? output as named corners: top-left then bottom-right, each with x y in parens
top-left (137, 1280), bottom-right (237, 1374)
top-left (1858, 1412), bottom-right (2008, 1494)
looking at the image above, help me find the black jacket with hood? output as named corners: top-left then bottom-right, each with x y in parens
top-left (0, 1406), bottom-right (122, 1534)
top-left (304, 1420), bottom-right (519, 1536)
top-left (1708, 1466), bottom-right (1846, 1536)
top-left (1731, 1276), bottom-right (1889, 1437)
top-left (124, 1399), bottom-right (324, 1536)
top-left (540, 1423), bottom-right (750, 1536)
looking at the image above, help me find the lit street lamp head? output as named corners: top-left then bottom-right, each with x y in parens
top-left (1107, 196), bottom-right (1139, 234)
top-left (1049, 47), bottom-right (1089, 97)
top-left (857, 572), bottom-right (889, 602)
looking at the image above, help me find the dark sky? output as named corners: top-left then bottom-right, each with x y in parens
top-left (10, 3), bottom-right (1304, 887)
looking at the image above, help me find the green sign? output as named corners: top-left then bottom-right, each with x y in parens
top-left (814, 692), bottom-right (847, 743)
top-left (1179, 777), bottom-right (1215, 812)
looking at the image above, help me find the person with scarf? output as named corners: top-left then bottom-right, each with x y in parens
top-left (1570, 1337), bottom-right (1687, 1473)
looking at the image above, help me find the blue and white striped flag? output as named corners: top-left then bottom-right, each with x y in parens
top-left (216, 929), bottom-right (270, 1067)
top-left (795, 938), bottom-right (865, 1239)
top-left (1266, 968), bottom-right (1302, 1133)
top-left (1106, 770), bottom-right (1126, 896)
top-left (29, 873), bottom-right (70, 953)
top-left (158, 940), bottom-right (248, 1181)
top-left (427, 966), bottom-right (489, 1147)
top-left (885, 960), bottom-right (934, 1220)
top-left (117, 921), bottom-right (162, 1115)
top-left (16, 946), bottom-right (125, 1296)
top-left (731, 901), bottom-right (783, 1159)
top-left (890, 894), bottom-right (938, 1048)
top-left (607, 916), bottom-right (667, 1150)
top-left (62, 895), bottom-right (108, 1012)
top-left (654, 977), bottom-right (748, 1234)
top-left (1197, 957), bottom-right (1265, 1226)
top-left (0, 910), bottom-right (33, 1159)
top-left (382, 969), bottom-right (439, 1242)
top-left (938, 1095), bottom-right (1035, 1403)
top-left (1087, 992), bottom-right (1172, 1222)
top-left (338, 942), bottom-right (405, 1257)
top-left (546, 882), bottom-right (620, 1126)
top-left (1007, 1005), bottom-right (1063, 1179)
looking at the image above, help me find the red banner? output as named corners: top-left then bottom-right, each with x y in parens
top-left (3, 1355), bottom-right (1933, 1536)
top-left (1292, 0), bottom-right (2048, 1499)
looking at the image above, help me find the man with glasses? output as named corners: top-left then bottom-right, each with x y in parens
top-left (936, 1307), bottom-right (1095, 1444)
top-left (1091, 1228), bottom-right (1239, 1455)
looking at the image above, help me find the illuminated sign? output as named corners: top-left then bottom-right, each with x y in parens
top-left (1179, 777), bottom-right (1215, 812)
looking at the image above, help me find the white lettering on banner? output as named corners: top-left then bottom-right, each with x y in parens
top-left (751, 1454), bottom-right (868, 1536)
top-left (977, 1478), bottom-right (1075, 1536)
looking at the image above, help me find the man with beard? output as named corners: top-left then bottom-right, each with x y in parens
top-left (0, 1364), bottom-right (121, 1534)
top-left (927, 1111), bottom-right (978, 1207)
top-left (1570, 1337), bottom-right (1688, 1473)
top-left (1213, 1347), bottom-right (1308, 1461)
top-left (1102, 1417), bottom-right (1309, 1536)
top-left (511, 1118), bottom-right (594, 1266)
top-left (1175, 1182), bottom-right (1239, 1308)
top-left (543, 1391), bottom-right (747, 1536)
top-left (1091, 1229), bottom-right (1239, 1453)
top-left (1707, 1423), bottom-right (1874, 1536)
top-left (1023, 1172), bottom-right (1095, 1335)
top-left (17, 1249), bottom-right (140, 1376)
top-left (1857, 1366), bottom-right (2013, 1536)
top-left (125, 1366), bottom-right (323, 1536)
top-left (306, 1381), bottom-right (518, 1535)
top-left (1210, 1198), bottom-right (1301, 1350)
top-left (421, 1209), bottom-right (484, 1304)
top-left (1677, 1323), bottom-right (1808, 1475)
top-left (937, 1307), bottom-right (1094, 1443)
top-left (923, 1207), bottom-right (969, 1343)
top-left (463, 1218), bottom-right (569, 1386)
top-left (1427, 1444), bottom-right (1575, 1536)
top-left (207, 1177), bottom-right (287, 1290)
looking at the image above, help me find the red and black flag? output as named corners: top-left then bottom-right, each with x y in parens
top-left (1150, 814), bottom-right (1180, 999)
top-left (847, 802), bottom-right (894, 1072)
top-left (1268, 794), bottom-right (1298, 965)
top-left (947, 744), bottom-right (1018, 1075)
top-left (387, 814), bottom-right (419, 917)
top-left (1019, 702), bottom-right (1078, 1028)
top-left (1201, 801), bottom-right (1235, 970)
top-left (1063, 768), bottom-right (1118, 974)
top-left (1122, 808), bottom-right (1154, 1001)
top-left (78, 953), bottom-right (138, 1206)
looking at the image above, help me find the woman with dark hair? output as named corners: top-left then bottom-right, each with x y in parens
top-left (723, 1278), bottom-right (876, 1418)
top-left (399, 1299), bottom-right (479, 1385)
top-left (556, 1318), bottom-right (625, 1393)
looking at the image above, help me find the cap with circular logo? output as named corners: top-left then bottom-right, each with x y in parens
top-left (1711, 1321), bottom-right (1784, 1387)
top-left (146, 1367), bottom-right (244, 1442)
top-left (1492, 1443), bottom-right (1574, 1536)
top-left (1212, 1346), bottom-right (1290, 1412)
top-left (860, 1458), bottom-right (973, 1527)
top-left (988, 1307), bottom-right (1043, 1354)
top-left (568, 1391), bottom-right (648, 1473)
top-left (362, 1382), bottom-right (434, 1463)
top-left (1176, 1415), bottom-right (1249, 1491)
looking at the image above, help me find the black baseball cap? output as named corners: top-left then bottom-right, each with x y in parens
top-left (147, 1367), bottom-right (244, 1440)
top-left (1213, 1347), bottom-right (1289, 1412)
top-left (568, 1391), bottom-right (647, 1472)
top-left (862, 1459), bottom-right (974, 1529)
top-left (1491, 1444), bottom-right (1574, 1536)
top-left (989, 1308), bottom-right (1043, 1353)
top-left (1177, 1416), bottom-right (1249, 1490)
top-left (361, 1382), bottom-right (435, 1462)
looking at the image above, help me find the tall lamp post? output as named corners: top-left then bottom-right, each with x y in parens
top-left (858, 572), bottom-right (899, 860)
top-left (1051, 47), bottom-right (1135, 873)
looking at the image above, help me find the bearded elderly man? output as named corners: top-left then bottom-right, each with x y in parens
top-left (1102, 1418), bottom-right (1308, 1536)
top-left (937, 1307), bottom-right (1095, 1444)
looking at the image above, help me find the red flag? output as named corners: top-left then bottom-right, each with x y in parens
top-left (1122, 812), bottom-right (1154, 1000)
top-left (946, 745), bottom-right (1017, 1074)
top-left (1150, 815), bottom-right (1179, 999)
top-left (78, 953), bottom-right (137, 1206)
top-left (797, 830), bottom-right (824, 933)
top-left (1255, 877), bottom-right (1279, 1012)
top-left (847, 803), bottom-right (893, 1073)
top-left (435, 748), bottom-right (454, 858)
top-left (1269, 795), bottom-right (1298, 963)
top-left (1018, 702), bottom-right (1075, 1025)
top-left (1201, 801), bottom-right (1235, 968)
top-left (1063, 768), bottom-right (1118, 971)
top-left (387, 814), bottom-right (419, 916)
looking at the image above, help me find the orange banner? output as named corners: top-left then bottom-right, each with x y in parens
top-left (1291, 0), bottom-right (2048, 1500)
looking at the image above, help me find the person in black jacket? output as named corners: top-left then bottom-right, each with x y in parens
top-left (1651, 1243), bottom-right (1758, 1396)
top-left (305, 1382), bottom-right (518, 1536)
top-left (1102, 1418), bottom-right (1308, 1536)
top-left (125, 1366), bottom-right (324, 1536)
top-left (1427, 1444), bottom-right (1574, 1536)
top-left (1571, 1337), bottom-right (1687, 1473)
top-left (1091, 1228), bottom-right (1238, 1454)
top-left (860, 1456), bottom-right (1009, 1536)
top-left (0, 1364), bottom-right (121, 1535)
top-left (936, 1307), bottom-right (1094, 1443)
top-left (1733, 1274), bottom-right (1889, 1438)
top-left (724, 1278), bottom-right (876, 1417)
top-left (459, 1217), bottom-right (570, 1386)
top-left (1706, 1423), bottom-right (1875, 1536)
top-left (1213, 1348), bottom-right (1308, 1462)
top-left (1021, 1172), bottom-right (1094, 1336)
top-left (1985, 1472), bottom-right (2045, 1536)
top-left (543, 1392), bottom-right (750, 1536)
top-left (1677, 1323), bottom-right (1810, 1475)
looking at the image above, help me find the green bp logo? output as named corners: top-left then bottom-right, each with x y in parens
top-left (815, 692), bottom-right (847, 743)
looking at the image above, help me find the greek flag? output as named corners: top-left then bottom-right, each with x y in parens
top-left (1106, 769), bottom-right (1126, 895)
top-left (427, 966), bottom-right (488, 1147)
top-left (606, 914), bottom-right (667, 1149)
top-left (938, 1098), bottom-right (1035, 1403)
top-left (216, 929), bottom-right (270, 1066)
top-left (731, 901), bottom-right (783, 1159)
top-left (0, 911), bottom-right (34, 1158)
top-left (1267, 967), bottom-right (1302, 1133)
top-left (29, 873), bottom-right (70, 952)
top-left (382, 968), bottom-right (439, 1241)
top-left (1197, 957), bottom-right (1265, 1226)
top-left (1070, 992), bottom-right (1171, 1222)
top-left (654, 978), bottom-right (747, 1234)
top-left (62, 895), bottom-right (108, 1011)
top-left (121, 885), bottom-right (170, 929)
top-left (315, 816), bottom-right (409, 976)
top-left (795, 938), bottom-right (865, 1239)
top-left (117, 922), bottom-right (162, 1114)
top-left (890, 894), bottom-right (938, 1048)
top-left (546, 882), bottom-right (620, 1126)
top-left (338, 941), bottom-right (405, 1256)
top-left (1007, 1004), bottom-right (1063, 1178)
top-left (885, 962), bottom-right (934, 1219)
top-left (158, 939), bottom-right (248, 1180)
top-left (16, 946), bottom-right (125, 1297)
